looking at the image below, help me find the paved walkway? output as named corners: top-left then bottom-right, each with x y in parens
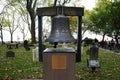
top-left (100, 48), bottom-right (120, 55)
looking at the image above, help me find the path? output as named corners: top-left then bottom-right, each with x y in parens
top-left (100, 48), bottom-right (120, 55)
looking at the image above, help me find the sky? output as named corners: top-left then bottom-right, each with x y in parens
top-left (70, 0), bottom-right (96, 10)
top-left (81, 0), bottom-right (96, 10)
top-left (0, 0), bottom-right (112, 42)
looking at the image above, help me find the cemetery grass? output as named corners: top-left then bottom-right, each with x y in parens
top-left (0, 44), bottom-right (120, 80)
top-left (0, 44), bottom-right (43, 79)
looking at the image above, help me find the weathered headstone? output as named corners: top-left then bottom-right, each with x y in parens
top-left (86, 43), bottom-right (100, 72)
top-left (23, 40), bottom-right (30, 51)
top-left (32, 47), bottom-right (39, 62)
top-left (6, 51), bottom-right (15, 57)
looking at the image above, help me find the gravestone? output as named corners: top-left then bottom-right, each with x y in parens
top-left (6, 51), bottom-right (15, 57)
top-left (23, 40), bottom-right (30, 51)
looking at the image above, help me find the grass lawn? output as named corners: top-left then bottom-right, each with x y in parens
top-left (0, 44), bottom-right (120, 80)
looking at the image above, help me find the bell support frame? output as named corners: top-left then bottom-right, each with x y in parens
top-left (37, 6), bottom-right (84, 62)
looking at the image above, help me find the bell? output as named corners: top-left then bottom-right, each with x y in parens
top-left (45, 15), bottom-right (75, 43)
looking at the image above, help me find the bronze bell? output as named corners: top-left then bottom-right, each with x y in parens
top-left (45, 15), bottom-right (75, 43)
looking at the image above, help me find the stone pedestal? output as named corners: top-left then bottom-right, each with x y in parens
top-left (43, 48), bottom-right (75, 80)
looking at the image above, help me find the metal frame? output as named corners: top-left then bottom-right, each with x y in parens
top-left (37, 6), bottom-right (84, 62)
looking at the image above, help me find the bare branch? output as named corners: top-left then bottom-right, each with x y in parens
top-left (0, 1), bottom-right (12, 15)
top-left (33, 0), bottom-right (37, 9)
top-left (54, 0), bottom-right (57, 6)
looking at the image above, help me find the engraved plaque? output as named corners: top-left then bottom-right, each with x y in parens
top-left (52, 55), bottom-right (66, 69)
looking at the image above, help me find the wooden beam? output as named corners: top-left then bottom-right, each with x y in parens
top-left (37, 6), bottom-right (84, 16)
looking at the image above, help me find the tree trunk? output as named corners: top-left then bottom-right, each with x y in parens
top-left (26, 0), bottom-right (36, 44)
top-left (102, 33), bottom-right (106, 41)
top-left (31, 18), bottom-right (36, 43)
top-left (10, 33), bottom-right (13, 43)
top-left (54, 0), bottom-right (57, 6)
top-left (1, 30), bottom-right (4, 44)
top-left (0, 26), bottom-right (4, 44)
top-left (115, 35), bottom-right (119, 47)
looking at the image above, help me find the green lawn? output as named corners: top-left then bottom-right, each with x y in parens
top-left (76, 46), bottom-right (120, 80)
top-left (0, 44), bottom-right (120, 80)
top-left (0, 44), bottom-right (43, 79)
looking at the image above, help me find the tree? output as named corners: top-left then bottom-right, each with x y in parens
top-left (0, 0), bottom-right (24, 42)
top-left (1, 0), bottom-right (53, 43)
top-left (26, 0), bottom-right (37, 43)
top-left (26, 0), bottom-right (55, 43)
top-left (17, 3), bottom-right (30, 41)
top-left (82, 10), bottom-right (92, 37)
top-left (88, 0), bottom-right (120, 47)
top-left (88, 0), bottom-right (111, 41)
top-left (17, 14), bottom-right (30, 41)
top-left (2, 8), bottom-right (19, 43)
top-left (107, 1), bottom-right (120, 45)
top-left (0, 0), bottom-right (15, 43)
top-left (0, 0), bottom-right (12, 15)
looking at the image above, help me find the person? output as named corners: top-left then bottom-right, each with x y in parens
top-left (110, 39), bottom-right (115, 50)
top-left (94, 38), bottom-right (99, 46)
